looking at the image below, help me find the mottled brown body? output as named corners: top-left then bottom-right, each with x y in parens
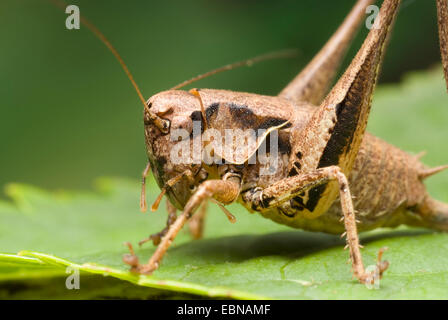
top-left (134, 0), bottom-right (448, 282)
top-left (146, 89), bottom-right (439, 235)
top-left (70, 0), bottom-right (448, 284)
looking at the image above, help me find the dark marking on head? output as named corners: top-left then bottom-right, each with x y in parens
top-left (229, 103), bottom-right (290, 133)
top-left (229, 103), bottom-right (256, 128)
top-left (296, 151), bottom-right (303, 159)
top-left (228, 103), bottom-right (271, 131)
top-left (294, 161), bottom-right (301, 170)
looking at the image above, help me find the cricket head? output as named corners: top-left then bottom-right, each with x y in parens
top-left (67, 3), bottom-right (300, 211)
top-left (144, 88), bottom-right (294, 210)
top-left (144, 90), bottom-right (206, 209)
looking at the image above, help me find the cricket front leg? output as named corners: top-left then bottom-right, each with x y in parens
top-left (139, 162), bottom-right (151, 212)
top-left (126, 178), bottom-right (241, 275)
top-left (245, 166), bottom-right (389, 284)
top-left (138, 170), bottom-right (194, 246)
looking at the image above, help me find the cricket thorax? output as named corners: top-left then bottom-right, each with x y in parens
top-left (144, 89), bottom-right (309, 209)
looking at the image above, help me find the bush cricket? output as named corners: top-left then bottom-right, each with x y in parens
top-left (62, 0), bottom-right (448, 285)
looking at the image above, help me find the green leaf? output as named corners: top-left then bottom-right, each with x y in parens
top-left (1, 67), bottom-right (448, 299)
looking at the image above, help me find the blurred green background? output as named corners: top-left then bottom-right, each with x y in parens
top-left (0, 0), bottom-right (444, 191)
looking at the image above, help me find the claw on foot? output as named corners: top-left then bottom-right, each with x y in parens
top-left (138, 232), bottom-right (164, 247)
top-left (359, 247), bottom-right (389, 285)
top-left (122, 241), bottom-right (158, 275)
top-left (376, 246), bottom-right (389, 277)
top-left (139, 208), bottom-right (178, 247)
top-left (122, 241), bottom-right (141, 273)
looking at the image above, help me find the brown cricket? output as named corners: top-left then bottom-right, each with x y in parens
top-left (70, 0), bottom-right (448, 285)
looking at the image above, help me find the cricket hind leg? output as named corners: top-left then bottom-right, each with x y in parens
top-left (279, 0), bottom-right (376, 105)
top-left (437, 0), bottom-right (448, 92)
top-left (245, 165), bottom-right (389, 284)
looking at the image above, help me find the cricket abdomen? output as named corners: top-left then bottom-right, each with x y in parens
top-left (253, 132), bottom-right (431, 234)
top-left (341, 133), bottom-right (427, 229)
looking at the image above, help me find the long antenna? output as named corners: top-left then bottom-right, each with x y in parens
top-left (50, 0), bottom-right (151, 114)
top-left (170, 49), bottom-right (299, 90)
top-left (52, 1), bottom-right (299, 105)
